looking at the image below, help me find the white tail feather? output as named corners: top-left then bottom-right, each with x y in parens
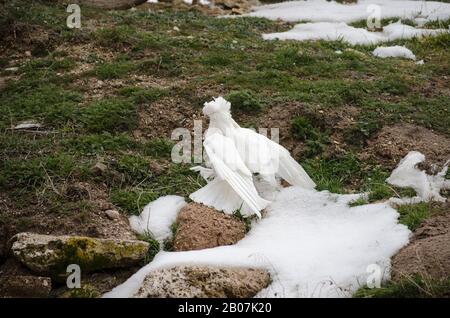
top-left (189, 179), bottom-right (269, 217)
top-left (278, 149), bottom-right (316, 189)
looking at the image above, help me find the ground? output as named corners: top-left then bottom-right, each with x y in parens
top-left (0, 0), bottom-right (449, 297)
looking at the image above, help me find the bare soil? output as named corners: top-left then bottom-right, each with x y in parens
top-left (361, 123), bottom-right (450, 170)
top-left (392, 203), bottom-right (450, 283)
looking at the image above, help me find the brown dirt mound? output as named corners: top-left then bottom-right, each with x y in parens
top-left (133, 96), bottom-right (203, 140)
top-left (391, 206), bottom-right (450, 282)
top-left (173, 203), bottom-right (247, 251)
top-left (251, 103), bottom-right (358, 158)
top-left (362, 123), bottom-right (450, 170)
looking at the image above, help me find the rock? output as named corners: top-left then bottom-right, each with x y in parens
top-left (90, 162), bottom-right (108, 175)
top-left (11, 232), bottom-right (149, 281)
top-left (4, 67), bottom-right (19, 73)
top-left (68, 0), bottom-right (147, 10)
top-left (173, 203), bottom-right (246, 251)
top-left (105, 209), bottom-right (121, 221)
top-left (13, 120), bottom-right (42, 130)
top-left (0, 275), bottom-right (51, 298)
top-left (135, 266), bottom-right (271, 298)
top-left (391, 211), bottom-right (450, 282)
top-left (214, 0), bottom-right (259, 13)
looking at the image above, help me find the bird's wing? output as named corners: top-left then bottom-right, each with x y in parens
top-left (231, 128), bottom-right (316, 189)
top-left (190, 166), bottom-right (215, 181)
top-left (204, 133), bottom-right (270, 217)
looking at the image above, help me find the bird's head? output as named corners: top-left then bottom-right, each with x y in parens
top-left (202, 96), bottom-right (231, 117)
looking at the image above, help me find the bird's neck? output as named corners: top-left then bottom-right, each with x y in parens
top-left (209, 112), bottom-right (239, 133)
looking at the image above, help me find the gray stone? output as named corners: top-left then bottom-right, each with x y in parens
top-left (135, 265), bottom-right (271, 298)
top-left (4, 67), bottom-right (19, 73)
top-left (105, 209), bottom-right (121, 220)
top-left (91, 162), bottom-right (108, 175)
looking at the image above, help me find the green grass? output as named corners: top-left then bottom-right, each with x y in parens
top-left (302, 153), bottom-right (362, 193)
top-left (0, 153), bottom-right (77, 189)
top-left (110, 189), bottom-right (157, 216)
top-left (22, 57), bottom-right (76, 73)
top-left (0, 84), bottom-right (82, 129)
top-left (226, 89), bottom-right (263, 113)
top-left (354, 276), bottom-right (450, 298)
top-left (232, 209), bottom-right (253, 233)
top-left (110, 163), bottom-right (203, 214)
top-left (291, 116), bottom-right (330, 158)
top-left (94, 60), bottom-right (136, 80)
top-left (63, 133), bottom-right (137, 154)
top-left (397, 202), bottom-right (433, 231)
top-left (118, 86), bottom-right (168, 104)
top-left (137, 231), bottom-right (161, 263)
top-left (162, 222), bottom-right (179, 251)
top-left (94, 25), bottom-right (139, 49)
top-left (115, 154), bottom-right (153, 184)
top-left (80, 99), bottom-right (137, 133)
top-left (142, 138), bottom-right (174, 158)
top-left (348, 197), bottom-right (369, 207)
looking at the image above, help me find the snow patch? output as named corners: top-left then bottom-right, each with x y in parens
top-left (128, 195), bottom-right (186, 245)
top-left (372, 45), bottom-right (416, 60)
top-left (263, 21), bottom-right (447, 45)
top-left (387, 151), bottom-right (450, 204)
top-left (245, 1), bottom-right (450, 45)
top-left (106, 188), bottom-right (410, 298)
top-left (247, 0), bottom-right (450, 23)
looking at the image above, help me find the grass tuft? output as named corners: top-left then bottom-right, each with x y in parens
top-left (225, 90), bottom-right (263, 113)
top-left (80, 99), bottom-right (137, 133)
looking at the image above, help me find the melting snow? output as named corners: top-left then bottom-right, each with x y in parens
top-left (247, 0), bottom-right (450, 23)
top-left (106, 188), bottom-right (410, 298)
top-left (387, 151), bottom-right (450, 205)
top-left (262, 20), bottom-right (447, 45)
top-left (244, 0), bottom-right (450, 45)
top-left (372, 45), bottom-right (416, 60)
top-left (106, 151), bottom-right (450, 298)
top-left (129, 195), bottom-right (186, 245)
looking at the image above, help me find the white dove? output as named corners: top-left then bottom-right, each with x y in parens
top-left (190, 97), bottom-right (316, 217)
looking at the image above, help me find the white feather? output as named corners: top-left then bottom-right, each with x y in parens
top-left (190, 133), bottom-right (270, 217)
top-left (190, 96), bottom-right (316, 217)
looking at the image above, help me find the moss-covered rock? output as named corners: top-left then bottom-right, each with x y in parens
top-left (11, 232), bottom-right (149, 281)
